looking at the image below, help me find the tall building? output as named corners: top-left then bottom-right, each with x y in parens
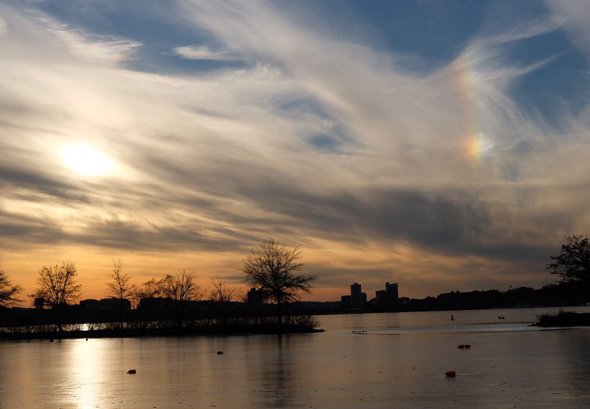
top-left (350, 282), bottom-right (367, 308)
top-left (385, 282), bottom-right (399, 302)
top-left (375, 282), bottom-right (399, 308)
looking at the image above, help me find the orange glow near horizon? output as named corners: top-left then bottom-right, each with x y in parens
top-left (1, 238), bottom-right (544, 307)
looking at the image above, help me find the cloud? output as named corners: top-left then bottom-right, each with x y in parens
top-left (172, 44), bottom-right (236, 61)
top-left (1, 1), bottom-right (589, 297)
top-left (546, 0), bottom-right (590, 60)
top-left (0, 14), bottom-right (6, 35)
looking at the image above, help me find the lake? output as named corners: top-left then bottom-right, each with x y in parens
top-left (1, 306), bottom-right (590, 409)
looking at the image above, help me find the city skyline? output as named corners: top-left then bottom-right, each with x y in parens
top-left (1, 1), bottom-right (590, 301)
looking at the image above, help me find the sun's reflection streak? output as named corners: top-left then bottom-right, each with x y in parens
top-left (68, 339), bottom-right (105, 409)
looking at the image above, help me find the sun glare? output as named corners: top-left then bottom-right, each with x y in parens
top-left (60, 144), bottom-right (113, 177)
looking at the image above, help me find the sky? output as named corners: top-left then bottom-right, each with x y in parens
top-left (1, 0), bottom-right (590, 303)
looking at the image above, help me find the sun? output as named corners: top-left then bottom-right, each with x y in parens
top-left (60, 144), bottom-right (113, 177)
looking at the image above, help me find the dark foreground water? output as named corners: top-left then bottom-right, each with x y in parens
top-left (1, 307), bottom-right (590, 409)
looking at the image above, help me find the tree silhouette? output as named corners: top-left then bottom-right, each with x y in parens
top-left (242, 240), bottom-right (314, 325)
top-left (32, 262), bottom-right (81, 333)
top-left (209, 278), bottom-right (239, 326)
top-left (106, 259), bottom-right (134, 300)
top-left (0, 269), bottom-right (21, 307)
top-left (547, 235), bottom-right (590, 286)
top-left (133, 277), bottom-right (164, 302)
top-left (160, 272), bottom-right (201, 302)
top-left (33, 262), bottom-right (81, 307)
top-left (210, 278), bottom-right (238, 303)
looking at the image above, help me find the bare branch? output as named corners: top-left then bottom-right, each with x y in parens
top-left (0, 269), bottom-right (22, 307)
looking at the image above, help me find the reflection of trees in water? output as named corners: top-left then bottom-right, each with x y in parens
top-left (249, 334), bottom-right (298, 409)
top-left (562, 329), bottom-right (590, 396)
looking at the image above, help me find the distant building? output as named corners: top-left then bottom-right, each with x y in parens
top-left (386, 282), bottom-right (399, 302)
top-left (350, 283), bottom-right (367, 308)
top-left (341, 283), bottom-right (367, 309)
top-left (374, 282), bottom-right (399, 308)
top-left (80, 298), bottom-right (131, 311)
top-left (246, 288), bottom-right (265, 306)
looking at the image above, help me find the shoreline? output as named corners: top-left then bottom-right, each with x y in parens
top-left (0, 324), bottom-right (324, 341)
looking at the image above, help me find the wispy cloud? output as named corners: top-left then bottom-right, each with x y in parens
top-left (0, 1), bottom-right (589, 298)
top-left (0, 14), bottom-right (7, 35)
top-left (172, 44), bottom-right (236, 61)
top-left (546, 0), bottom-right (590, 60)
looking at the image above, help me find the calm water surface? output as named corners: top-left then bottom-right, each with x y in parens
top-left (1, 307), bottom-right (590, 409)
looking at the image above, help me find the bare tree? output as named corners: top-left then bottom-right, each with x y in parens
top-left (32, 262), bottom-right (81, 333)
top-left (160, 272), bottom-right (201, 302)
top-left (133, 273), bottom-right (201, 304)
top-left (0, 269), bottom-right (21, 307)
top-left (210, 278), bottom-right (239, 303)
top-left (33, 262), bottom-right (81, 307)
top-left (242, 240), bottom-right (314, 325)
top-left (132, 277), bottom-right (163, 309)
top-left (134, 278), bottom-right (163, 299)
top-left (106, 259), bottom-right (134, 300)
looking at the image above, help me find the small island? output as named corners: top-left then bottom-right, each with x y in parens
top-left (535, 235), bottom-right (590, 328)
top-left (535, 311), bottom-right (590, 327)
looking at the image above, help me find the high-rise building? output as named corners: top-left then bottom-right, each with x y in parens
top-left (385, 282), bottom-right (399, 303)
top-left (350, 282), bottom-right (367, 308)
top-left (374, 282), bottom-right (399, 308)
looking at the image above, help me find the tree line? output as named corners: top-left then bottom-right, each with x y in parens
top-left (2, 234), bottom-right (589, 312)
top-left (0, 240), bottom-right (314, 320)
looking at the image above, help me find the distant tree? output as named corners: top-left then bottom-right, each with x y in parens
top-left (210, 278), bottom-right (239, 303)
top-left (134, 278), bottom-right (163, 299)
top-left (159, 272), bottom-right (201, 302)
top-left (33, 262), bottom-right (81, 308)
top-left (133, 273), bottom-right (201, 304)
top-left (132, 278), bottom-right (163, 309)
top-left (547, 235), bottom-right (590, 286)
top-left (242, 240), bottom-right (314, 325)
top-left (106, 259), bottom-right (134, 300)
top-left (209, 278), bottom-right (239, 326)
top-left (0, 269), bottom-right (21, 307)
top-left (32, 262), bottom-right (81, 333)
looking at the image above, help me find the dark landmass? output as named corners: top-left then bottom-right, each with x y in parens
top-left (535, 311), bottom-right (590, 327)
top-left (293, 281), bottom-right (589, 314)
top-left (1, 281), bottom-right (588, 340)
top-left (0, 322), bottom-right (323, 341)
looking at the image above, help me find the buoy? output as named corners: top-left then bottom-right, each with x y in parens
top-left (445, 371), bottom-right (456, 377)
top-left (217, 351), bottom-right (224, 355)
top-left (127, 369), bottom-right (136, 374)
